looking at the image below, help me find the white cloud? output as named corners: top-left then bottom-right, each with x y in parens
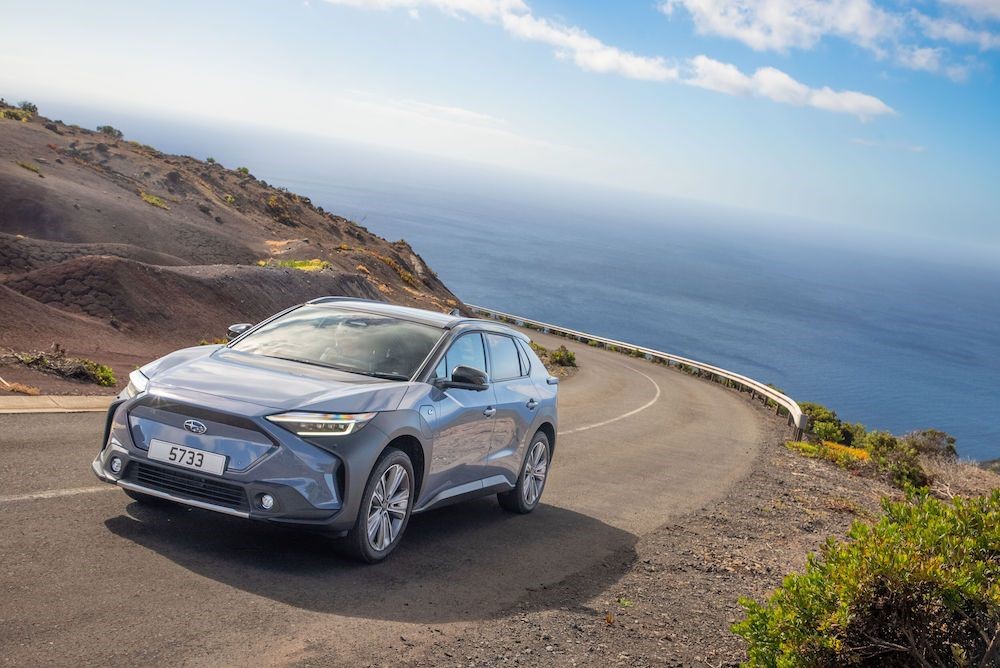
top-left (685, 55), bottom-right (895, 119)
top-left (917, 14), bottom-right (1000, 51)
top-left (895, 45), bottom-right (971, 81)
top-left (659, 0), bottom-right (898, 52)
top-left (323, 0), bottom-right (893, 119)
top-left (321, 0), bottom-right (527, 20)
top-left (939, 0), bottom-right (1000, 21)
top-left (686, 54), bottom-right (752, 94)
top-left (501, 13), bottom-right (678, 81)
top-left (660, 0), bottom-right (995, 82)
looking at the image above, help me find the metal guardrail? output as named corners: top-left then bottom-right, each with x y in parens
top-left (468, 304), bottom-right (807, 438)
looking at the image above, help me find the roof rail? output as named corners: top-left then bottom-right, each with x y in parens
top-left (306, 296), bottom-right (385, 305)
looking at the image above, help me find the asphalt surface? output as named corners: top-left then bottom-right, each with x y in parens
top-left (0, 332), bottom-right (769, 667)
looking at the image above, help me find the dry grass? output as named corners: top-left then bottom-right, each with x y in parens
top-left (923, 456), bottom-right (1000, 498)
top-left (4, 382), bottom-right (40, 396)
top-left (16, 160), bottom-right (43, 176)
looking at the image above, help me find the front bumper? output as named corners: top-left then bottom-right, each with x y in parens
top-left (92, 395), bottom-right (392, 532)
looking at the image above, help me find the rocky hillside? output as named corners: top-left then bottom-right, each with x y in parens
top-left (0, 101), bottom-right (462, 392)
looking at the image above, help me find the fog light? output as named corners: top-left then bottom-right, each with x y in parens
top-left (259, 494), bottom-right (275, 510)
top-left (109, 457), bottom-right (123, 474)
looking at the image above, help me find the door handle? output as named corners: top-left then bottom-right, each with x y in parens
top-left (483, 407), bottom-right (496, 417)
top-left (526, 398), bottom-right (538, 410)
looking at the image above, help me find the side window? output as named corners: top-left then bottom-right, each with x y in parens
top-left (486, 333), bottom-right (522, 381)
top-left (516, 339), bottom-right (531, 376)
top-left (441, 333), bottom-right (487, 378)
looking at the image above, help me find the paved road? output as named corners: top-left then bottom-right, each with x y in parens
top-left (0, 332), bottom-right (769, 666)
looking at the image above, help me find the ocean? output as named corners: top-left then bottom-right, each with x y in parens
top-left (40, 107), bottom-right (1000, 461)
top-left (279, 172), bottom-right (1000, 462)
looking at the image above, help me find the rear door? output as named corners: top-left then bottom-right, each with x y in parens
top-left (484, 333), bottom-right (538, 473)
top-left (423, 332), bottom-right (497, 498)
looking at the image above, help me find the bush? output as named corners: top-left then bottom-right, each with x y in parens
top-left (236, 166), bottom-right (250, 176)
top-left (18, 100), bottom-right (37, 114)
top-left (801, 401), bottom-right (854, 444)
top-left (139, 191), bottom-right (169, 210)
top-left (0, 108), bottom-right (32, 121)
top-left (549, 345), bottom-right (577, 367)
top-left (96, 125), bottom-right (123, 139)
top-left (734, 491), bottom-right (1000, 667)
top-left (902, 429), bottom-right (958, 459)
top-left (2, 345), bottom-right (116, 386)
top-left (812, 420), bottom-right (845, 444)
top-left (786, 440), bottom-right (869, 467)
top-left (864, 430), bottom-right (928, 490)
top-left (206, 157), bottom-right (216, 164)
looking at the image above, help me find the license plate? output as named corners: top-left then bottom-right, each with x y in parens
top-left (148, 439), bottom-right (226, 476)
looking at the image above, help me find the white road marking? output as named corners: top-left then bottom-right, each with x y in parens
top-left (0, 486), bottom-right (115, 503)
top-left (558, 365), bottom-right (661, 436)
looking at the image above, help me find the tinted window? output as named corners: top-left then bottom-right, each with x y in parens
top-left (230, 305), bottom-right (444, 380)
top-left (516, 339), bottom-right (531, 376)
top-left (439, 333), bottom-right (487, 378)
top-left (487, 334), bottom-right (522, 380)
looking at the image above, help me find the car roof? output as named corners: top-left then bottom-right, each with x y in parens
top-left (306, 297), bottom-right (527, 339)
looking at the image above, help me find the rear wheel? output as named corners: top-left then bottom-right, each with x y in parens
top-left (498, 431), bottom-right (549, 514)
top-left (344, 448), bottom-right (414, 563)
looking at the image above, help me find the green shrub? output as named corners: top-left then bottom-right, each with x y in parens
top-left (18, 100), bottom-right (38, 114)
top-left (734, 491), bottom-right (1000, 667)
top-left (236, 166), bottom-right (250, 176)
top-left (206, 156), bottom-right (216, 164)
top-left (139, 191), bottom-right (169, 210)
top-left (0, 108), bottom-right (32, 121)
top-left (549, 345), bottom-right (577, 367)
top-left (223, 194), bottom-right (236, 205)
top-left (864, 430), bottom-right (928, 490)
top-left (902, 429), bottom-right (958, 459)
top-left (96, 124), bottom-right (123, 139)
top-left (84, 360), bottom-right (117, 387)
top-left (812, 420), bottom-right (845, 444)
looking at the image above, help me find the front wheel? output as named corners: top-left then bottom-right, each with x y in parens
top-left (344, 448), bottom-right (414, 563)
top-left (498, 431), bottom-right (550, 514)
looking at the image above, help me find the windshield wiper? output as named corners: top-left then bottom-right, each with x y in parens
top-left (326, 365), bottom-right (410, 381)
top-left (259, 355), bottom-right (409, 381)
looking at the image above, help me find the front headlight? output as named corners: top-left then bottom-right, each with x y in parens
top-left (266, 411), bottom-right (377, 437)
top-left (122, 369), bottom-right (149, 399)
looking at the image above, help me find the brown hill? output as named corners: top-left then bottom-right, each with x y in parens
top-left (0, 102), bottom-right (463, 392)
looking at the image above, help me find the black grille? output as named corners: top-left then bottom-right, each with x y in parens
top-left (128, 463), bottom-right (248, 510)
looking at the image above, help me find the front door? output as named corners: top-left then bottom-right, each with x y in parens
top-left (423, 332), bottom-right (497, 500)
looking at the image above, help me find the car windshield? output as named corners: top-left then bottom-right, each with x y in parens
top-left (230, 305), bottom-right (444, 380)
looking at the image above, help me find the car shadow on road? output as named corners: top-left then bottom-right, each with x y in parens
top-left (104, 497), bottom-right (637, 623)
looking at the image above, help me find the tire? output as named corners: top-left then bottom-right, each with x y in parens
top-left (344, 448), bottom-right (415, 563)
top-left (123, 488), bottom-right (174, 506)
top-left (498, 431), bottom-right (550, 514)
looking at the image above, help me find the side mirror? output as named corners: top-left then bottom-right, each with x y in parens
top-left (436, 365), bottom-right (489, 391)
top-left (227, 323), bottom-right (253, 341)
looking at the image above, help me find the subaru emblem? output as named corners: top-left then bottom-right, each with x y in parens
top-left (183, 419), bottom-right (208, 435)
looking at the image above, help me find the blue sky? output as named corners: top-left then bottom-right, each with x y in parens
top-left (1, 0), bottom-right (998, 245)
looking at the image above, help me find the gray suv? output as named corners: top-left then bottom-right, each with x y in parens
top-left (92, 297), bottom-right (558, 562)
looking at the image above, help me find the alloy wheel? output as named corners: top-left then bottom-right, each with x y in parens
top-left (522, 440), bottom-right (548, 506)
top-left (366, 463), bottom-right (410, 552)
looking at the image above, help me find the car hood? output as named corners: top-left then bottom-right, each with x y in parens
top-left (144, 346), bottom-right (412, 412)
